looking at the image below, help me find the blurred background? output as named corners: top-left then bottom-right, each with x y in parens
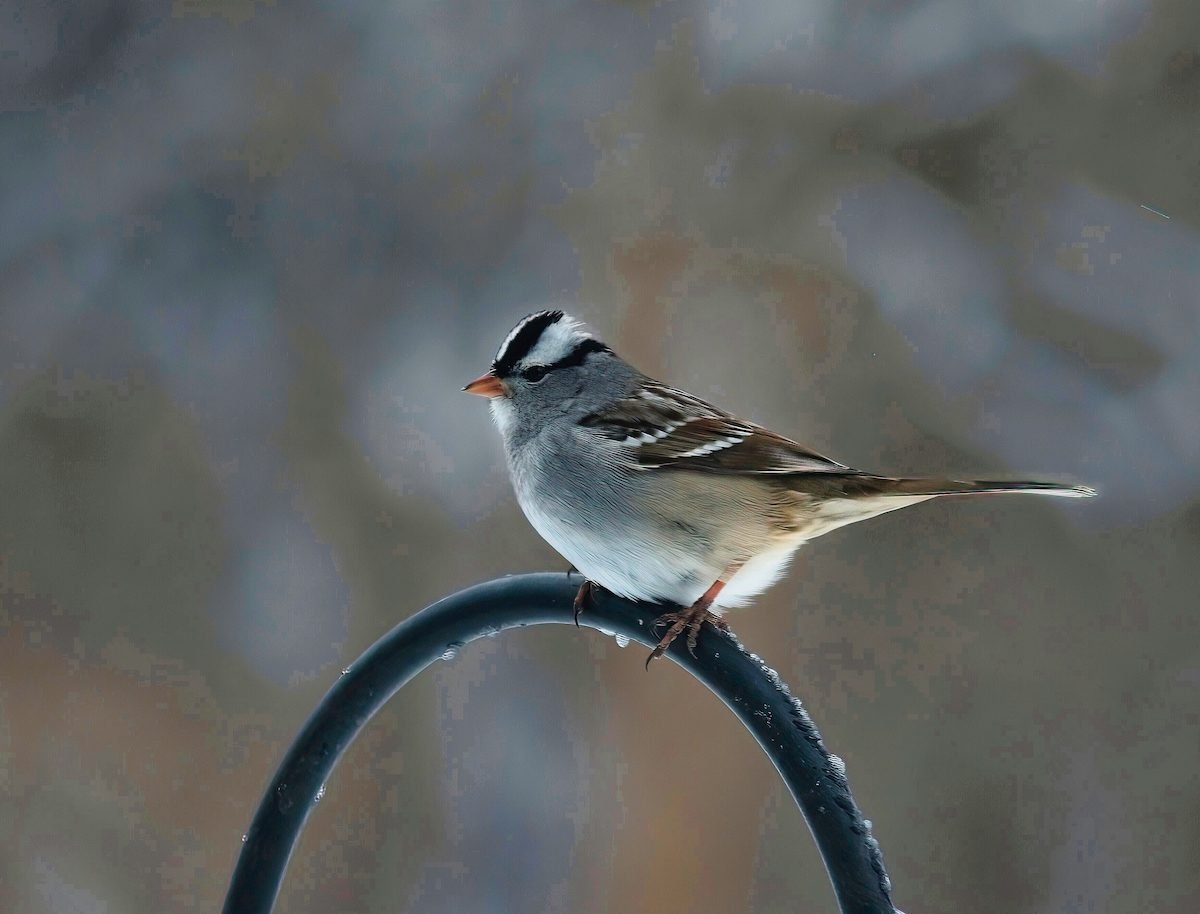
top-left (1, 1), bottom-right (1198, 912)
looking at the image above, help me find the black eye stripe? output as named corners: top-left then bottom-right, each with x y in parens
top-left (511, 339), bottom-right (611, 383)
top-left (545, 338), bottom-right (610, 372)
top-left (540, 338), bottom-right (609, 374)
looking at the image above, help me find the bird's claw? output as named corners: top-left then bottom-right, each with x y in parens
top-left (645, 604), bottom-right (719, 668)
top-left (572, 579), bottom-right (594, 627)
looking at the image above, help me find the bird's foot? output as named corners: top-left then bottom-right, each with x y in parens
top-left (572, 578), bottom-right (600, 627)
top-left (644, 568), bottom-right (741, 668)
top-left (646, 601), bottom-right (723, 667)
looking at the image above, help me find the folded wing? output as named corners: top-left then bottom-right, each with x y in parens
top-left (579, 379), bottom-right (853, 475)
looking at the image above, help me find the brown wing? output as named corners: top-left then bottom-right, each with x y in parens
top-left (579, 380), bottom-right (853, 476)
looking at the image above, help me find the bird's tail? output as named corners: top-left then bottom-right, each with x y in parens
top-left (790, 474), bottom-right (1094, 541)
top-left (865, 477), bottom-right (1097, 499)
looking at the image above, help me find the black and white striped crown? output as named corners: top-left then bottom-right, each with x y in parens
top-left (492, 310), bottom-right (610, 377)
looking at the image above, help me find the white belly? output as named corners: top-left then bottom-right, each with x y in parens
top-left (516, 486), bottom-right (806, 610)
top-left (519, 493), bottom-right (724, 606)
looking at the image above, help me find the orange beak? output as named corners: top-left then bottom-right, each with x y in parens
top-left (462, 370), bottom-right (508, 398)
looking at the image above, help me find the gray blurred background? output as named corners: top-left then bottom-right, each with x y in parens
top-left (1, 1), bottom-right (1198, 912)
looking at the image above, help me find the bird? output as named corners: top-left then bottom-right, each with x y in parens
top-left (463, 310), bottom-right (1095, 666)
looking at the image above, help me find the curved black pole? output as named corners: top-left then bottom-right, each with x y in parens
top-left (222, 573), bottom-right (898, 914)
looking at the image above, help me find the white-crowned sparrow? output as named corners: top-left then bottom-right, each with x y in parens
top-left (464, 310), bottom-right (1095, 665)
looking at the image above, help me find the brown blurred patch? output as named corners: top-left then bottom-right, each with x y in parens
top-left (610, 233), bottom-right (695, 369)
top-left (0, 368), bottom-right (228, 662)
top-left (0, 618), bottom-right (278, 910)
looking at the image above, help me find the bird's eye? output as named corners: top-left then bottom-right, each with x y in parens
top-left (523, 365), bottom-right (549, 383)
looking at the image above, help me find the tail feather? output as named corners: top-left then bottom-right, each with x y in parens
top-left (792, 474), bottom-right (1094, 541)
top-left (862, 477), bottom-right (1097, 499)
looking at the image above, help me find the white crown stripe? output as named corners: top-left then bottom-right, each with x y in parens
top-left (494, 313), bottom-right (542, 365)
top-left (523, 318), bottom-right (592, 367)
top-left (495, 312), bottom-right (598, 371)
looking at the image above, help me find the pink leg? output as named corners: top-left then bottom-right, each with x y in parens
top-left (645, 564), bottom-right (741, 668)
